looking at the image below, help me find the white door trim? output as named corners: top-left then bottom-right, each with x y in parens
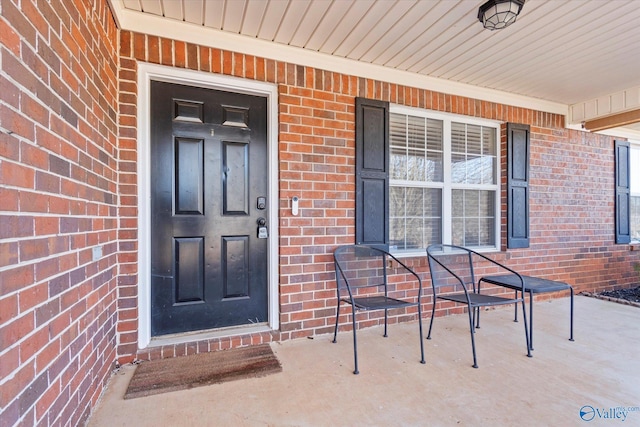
top-left (136, 62), bottom-right (279, 349)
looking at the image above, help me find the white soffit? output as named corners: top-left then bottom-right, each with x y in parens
top-left (110, 3), bottom-right (568, 116)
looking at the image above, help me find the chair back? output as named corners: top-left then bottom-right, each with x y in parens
top-left (426, 244), bottom-right (477, 293)
top-left (334, 245), bottom-right (389, 295)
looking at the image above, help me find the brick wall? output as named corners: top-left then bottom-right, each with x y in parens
top-left (0, 0), bottom-right (119, 425)
top-left (118, 32), bottom-right (639, 364)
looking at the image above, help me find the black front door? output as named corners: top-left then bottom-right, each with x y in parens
top-left (150, 81), bottom-right (269, 336)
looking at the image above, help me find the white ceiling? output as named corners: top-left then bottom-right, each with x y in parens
top-left (109, 0), bottom-right (640, 137)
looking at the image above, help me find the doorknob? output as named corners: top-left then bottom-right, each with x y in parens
top-left (257, 217), bottom-right (268, 239)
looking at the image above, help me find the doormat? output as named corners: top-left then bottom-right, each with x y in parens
top-left (124, 344), bottom-right (282, 399)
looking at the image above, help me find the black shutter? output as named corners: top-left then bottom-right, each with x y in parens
top-left (507, 123), bottom-right (530, 249)
top-left (355, 98), bottom-right (389, 250)
top-left (615, 140), bottom-right (631, 244)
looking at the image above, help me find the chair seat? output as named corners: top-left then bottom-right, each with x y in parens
top-left (482, 274), bottom-right (574, 350)
top-left (438, 292), bottom-right (519, 307)
top-left (346, 296), bottom-right (417, 310)
top-left (482, 274), bottom-right (571, 293)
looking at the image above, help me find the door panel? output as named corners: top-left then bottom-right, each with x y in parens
top-left (174, 237), bottom-right (205, 303)
top-left (223, 141), bottom-right (249, 214)
top-left (175, 138), bottom-right (204, 215)
top-left (150, 81), bottom-right (268, 336)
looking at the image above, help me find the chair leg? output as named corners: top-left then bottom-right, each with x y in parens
top-left (350, 305), bottom-right (359, 374)
top-left (467, 305), bottom-right (479, 368)
top-left (513, 290), bottom-right (519, 322)
top-left (426, 298), bottom-right (437, 340)
top-left (332, 300), bottom-right (341, 343)
top-left (383, 308), bottom-right (388, 338)
top-left (521, 298), bottom-right (532, 358)
top-left (528, 290), bottom-right (534, 350)
top-left (569, 287), bottom-right (575, 342)
top-left (418, 303), bottom-right (426, 364)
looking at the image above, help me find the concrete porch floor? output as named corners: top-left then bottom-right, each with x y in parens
top-left (87, 296), bottom-right (640, 426)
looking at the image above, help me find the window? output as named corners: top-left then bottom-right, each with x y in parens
top-left (388, 107), bottom-right (499, 254)
top-left (631, 143), bottom-right (640, 242)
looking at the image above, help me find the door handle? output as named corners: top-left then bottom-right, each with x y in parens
top-left (257, 217), bottom-right (268, 238)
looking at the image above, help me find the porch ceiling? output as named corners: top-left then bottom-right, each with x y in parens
top-left (109, 0), bottom-right (640, 139)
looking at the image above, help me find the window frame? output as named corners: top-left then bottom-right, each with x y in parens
top-left (389, 105), bottom-right (502, 256)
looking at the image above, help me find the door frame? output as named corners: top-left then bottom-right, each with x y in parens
top-left (136, 62), bottom-right (279, 349)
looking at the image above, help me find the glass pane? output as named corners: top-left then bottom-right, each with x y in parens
top-left (479, 190), bottom-right (494, 216)
top-left (452, 189), bottom-right (464, 217)
top-left (483, 126), bottom-right (496, 155)
top-left (631, 147), bottom-right (639, 193)
top-left (481, 156), bottom-right (496, 185)
top-left (451, 122), bottom-right (466, 153)
top-left (390, 113), bottom-right (407, 180)
top-left (467, 124), bottom-right (482, 155)
top-left (427, 119), bottom-right (443, 151)
top-left (479, 218), bottom-right (495, 246)
top-left (391, 147), bottom-right (407, 180)
top-left (426, 151), bottom-right (443, 182)
top-left (390, 218), bottom-right (406, 250)
top-left (390, 186), bottom-right (406, 217)
top-left (424, 188), bottom-right (442, 217)
top-left (407, 115), bottom-right (425, 150)
top-left (631, 196), bottom-right (640, 242)
top-left (464, 219), bottom-right (480, 246)
top-left (405, 217), bottom-right (423, 249)
top-left (424, 218), bottom-right (442, 246)
top-left (464, 190), bottom-right (479, 215)
top-left (451, 153), bottom-right (466, 183)
top-left (406, 187), bottom-right (423, 216)
top-left (452, 218), bottom-right (464, 246)
top-left (465, 155), bottom-right (483, 184)
top-left (389, 186), bottom-right (443, 251)
top-left (407, 149), bottom-right (425, 181)
top-left (390, 113), bottom-right (406, 144)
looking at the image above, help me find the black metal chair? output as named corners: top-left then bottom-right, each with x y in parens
top-left (426, 244), bottom-right (531, 368)
top-left (332, 245), bottom-right (425, 374)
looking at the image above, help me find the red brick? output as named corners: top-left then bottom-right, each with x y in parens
top-left (186, 42), bottom-right (198, 70)
top-left (199, 45), bottom-right (210, 72)
top-left (161, 37), bottom-right (172, 66)
top-left (0, 16), bottom-right (21, 55)
top-left (133, 32), bottom-right (146, 60)
top-left (147, 35), bottom-right (159, 64)
top-left (120, 30), bottom-right (131, 57)
top-left (0, 104), bottom-right (36, 142)
top-left (174, 40), bottom-right (186, 68)
top-left (223, 50), bottom-right (232, 74)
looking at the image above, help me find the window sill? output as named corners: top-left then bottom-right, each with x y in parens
top-left (630, 243), bottom-right (640, 251)
top-left (391, 246), bottom-right (500, 259)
